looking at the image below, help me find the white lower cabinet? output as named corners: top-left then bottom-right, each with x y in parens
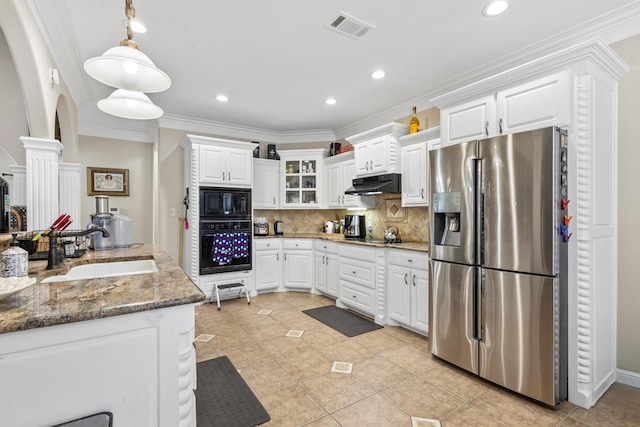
top-left (283, 239), bottom-right (313, 290)
top-left (314, 240), bottom-right (339, 298)
top-left (387, 249), bottom-right (429, 335)
top-left (337, 244), bottom-right (378, 318)
top-left (254, 238), bottom-right (282, 292)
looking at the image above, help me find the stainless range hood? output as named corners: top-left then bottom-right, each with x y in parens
top-left (345, 173), bottom-right (401, 195)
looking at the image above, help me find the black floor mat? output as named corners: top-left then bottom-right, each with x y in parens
top-left (302, 305), bottom-right (383, 337)
top-left (196, 356), bottom-right (270, 427)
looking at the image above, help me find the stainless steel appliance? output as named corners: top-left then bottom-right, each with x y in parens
top-left (429, 127), bottom-right (569, 407)
top-left (345, 173), bottom-right (401, 196)
top-left (199, 187), bottom-right (252, 274)
top-left (254, 217), bottom-right (269, 236)
top-left (343, 215), bottom-right (365, 238)
top-left (274, 220), bottom-right (283, 235)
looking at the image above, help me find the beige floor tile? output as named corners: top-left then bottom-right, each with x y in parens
top-left (569, 383), bottom-right (640, 426)
top-left (381, 343), bottom-right (443, 379)
top-left (301, 415), bottom-right (342, 426)
top-left (259, 384), bottom-right (328, 427)
top-left (238, 359), bottom-right (297, 399)
top-left (241, 320), bottom-right (291, 341)
top-left (381, 376), bottom-right (464, 420)
top-left (421, 363), bottom-right (491, 403)
top-left (331, 393), bottom-right (412, 427)
top-left (470, 388), bottom-right (567, 426)
top-left (259, 333), bottom-right (317, 360)
top-left (557, 416), bottom-right (594, 426)
top-left (381, 325), bottom-right (429, 347)
top-left (301, 371), bottom-right (376, 413)
top-left (207, 328), bottom-right (256, 352)
top-left (278, 347), bottom-right (333, 381)
top-left (441, 404), bottom-right (507, 426)
top-left (221, 342), bottom-right (273, 371)
top-left (352, 355), bottom-right (414, 391)
top-left (352, 329), bottom-right (408, 354)
top-left (316, 338), bottom-right (373, 363)
top-left (302, 325), bottom-right (349, 349)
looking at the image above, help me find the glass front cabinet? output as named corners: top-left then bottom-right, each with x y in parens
top-left (279, 149), bottom-right (328, 208)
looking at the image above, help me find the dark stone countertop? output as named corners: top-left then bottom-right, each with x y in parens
top-left (0, 245), bottom-right (205, 334)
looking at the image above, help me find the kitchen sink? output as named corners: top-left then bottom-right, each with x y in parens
top-left (41, 259), bottom-right (159, 283)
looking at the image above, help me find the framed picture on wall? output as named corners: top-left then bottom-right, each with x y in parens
top-left (87, 167), bottom-right (130, 196)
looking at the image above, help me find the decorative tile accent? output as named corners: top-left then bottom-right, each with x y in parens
top-left (331, 361), bottom-right (353, 374)
top-left (195, 334), bottom-right (214, 342)
top-left (286, 330), bottom-right (304, 337)
top-left (411, 417), bottom-right (442, 427)
top-left (257, 309), bottom-right (273, 315)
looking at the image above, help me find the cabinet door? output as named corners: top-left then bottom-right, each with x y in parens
top-left (369, 136), bottom-right (389, 173)
top-left (199, 145), bottom-right (227, 184)
top-left (496, 72), bottom-right (569, 135)
top-left (401, 142), bottom-right (428, 207)
top-left (253, 160), bottom-right (279, 209)
top-left (326, 162), bottom-right (343, 208)
top-left (411, 267), bottom-right (429, 334)
top-left (442, 95), bottom-right (496, 146)
top-left (314, 252), bottom-right (327, 292)
top-left (354, 143), bottom-right (371, 176)
top-left (283, 250), bottom-right (313, 290)
top-left (255, 249), bottom-right (281, 291)
top-left (325, 252), bottom-right (339, 298)
top-left (226, 147), bottom-right (253, 186)
top-left (388, 264), bottom-right (411, 325)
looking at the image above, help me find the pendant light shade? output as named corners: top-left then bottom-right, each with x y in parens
top-left (84, 45), bottom-right (171, 93)
top-left (97, 89), bottom-right (163, 120)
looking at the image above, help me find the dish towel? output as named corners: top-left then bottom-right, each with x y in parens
top-left (212, 233), bottom-right (233, 265)
top-left (233, 232), bottom-right (249, 259)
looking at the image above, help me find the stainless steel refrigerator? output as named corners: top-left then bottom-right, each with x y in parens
top-left (429, 127), bottom-right (569, 406)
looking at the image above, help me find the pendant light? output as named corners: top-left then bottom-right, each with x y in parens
top-left (84, 0), bottom-right (171, 93)
top-left (97, 89), bottom-right (163, 120)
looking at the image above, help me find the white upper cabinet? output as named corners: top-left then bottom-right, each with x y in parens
top-left (398, 127), bottom-right (440, 207)
top-left (253, 159), bottom-right (280, 209)
top-left (182, 135), bottom-right (253, 188)
top-left (279, 149), bottom-right (328, 209)
top-left (440, 72), bottom-right (569, 146)
top-left (346, 122), bottom-right (409, 177)
top-left (325, 152), bottom-right (374, 209)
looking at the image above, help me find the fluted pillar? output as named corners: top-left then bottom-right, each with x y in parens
top-left (59, 162), bottom-right (83, 231)
top-left (21, 136), bottom-right (63, 230)
top-left (8, 164), bottom-right (26, 206)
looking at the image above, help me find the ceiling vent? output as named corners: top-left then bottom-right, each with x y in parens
top-left (326, 11), bottom-right (375, 40)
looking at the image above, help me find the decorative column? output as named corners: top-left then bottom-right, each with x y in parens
top-left (20, 136), bottom-right (63, 230)
top-left (8, 165), bottom-right (26, 206)
top-left (58, 163), bottom-right (84, 231)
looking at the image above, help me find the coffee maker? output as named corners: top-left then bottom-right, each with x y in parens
top-left (343, 215), bottom-right (366, 239)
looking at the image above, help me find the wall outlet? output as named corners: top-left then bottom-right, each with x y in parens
top-left (367, 221), bottom-right (373, 231)
top-left (169, 208), bottom-right (179, 217)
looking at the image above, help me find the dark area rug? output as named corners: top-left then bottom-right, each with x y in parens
top-left (196, 356), bottom-right (270, 427)
top-left (302, 305), bottom-right (383, 337)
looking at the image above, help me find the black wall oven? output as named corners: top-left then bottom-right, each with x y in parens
top-left (199, 187), bottom-right (252, 275)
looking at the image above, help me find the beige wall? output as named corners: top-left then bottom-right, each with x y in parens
top-left (612, 34), bottom-right (640, 375)
top-left (77, 136), bottom-right (153, 246)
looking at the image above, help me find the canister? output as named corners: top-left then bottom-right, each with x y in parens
top-left (1, 233), bottom-right (28, 277)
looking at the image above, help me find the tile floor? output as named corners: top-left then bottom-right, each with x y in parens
top-left (194, 292), bottom-right (640, 427)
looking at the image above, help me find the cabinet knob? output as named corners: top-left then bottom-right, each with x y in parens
top-left (408, 259), bottom-right (413, 263)
top-left (352, 271), bottom-right (356, 275)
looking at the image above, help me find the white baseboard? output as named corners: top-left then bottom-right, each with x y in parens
top-left (617, 369), bottom-right (640, 389)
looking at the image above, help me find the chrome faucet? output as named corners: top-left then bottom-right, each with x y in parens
top-left (47, 227), bottom-right (110, 270)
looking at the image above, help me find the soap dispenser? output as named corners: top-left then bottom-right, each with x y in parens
top-left (1, 233), bottom-right (29, 277)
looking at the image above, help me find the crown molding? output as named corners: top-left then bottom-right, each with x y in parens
top-left (158, 114), bottom-right (336, 144)
top-left (78, 122), bottom-right (156, 143)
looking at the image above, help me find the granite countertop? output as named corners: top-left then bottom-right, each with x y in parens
top-left (0, 245), bottom-right (205, 334)
top-left (255, 233), bottom-right (429, 253)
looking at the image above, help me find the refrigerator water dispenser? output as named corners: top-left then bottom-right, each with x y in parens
top-left (433, 192), bottom-right (462, 247)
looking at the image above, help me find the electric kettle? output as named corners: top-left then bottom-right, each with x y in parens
top-left (384, 225), bottom-right (401, 243)
top-left (274, 220), bottom-right (284, 235)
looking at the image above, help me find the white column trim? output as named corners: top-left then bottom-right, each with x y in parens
top-left (8, 164), bottom-right (26, 206)
top-left (58, 162), bottom-right (84, 230)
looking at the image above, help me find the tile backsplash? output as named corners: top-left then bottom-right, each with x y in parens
top-left (255, 194), bottom-right (429, 243)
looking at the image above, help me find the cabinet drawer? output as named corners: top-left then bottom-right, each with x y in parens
top-left (338, 244), bottom-right (376, 262)
top-left (255, 238), bottom-right (281, 251)
top-left (339, 257), bottom-right (376, 289)
top-left (283, 239), bottom-right (313, 250)
top-left (340, 283), bottom-right (374, 315)
top-left (314, 240), bottom-right (338, 252)
top-left (387, 249), bottom-right (429, 269)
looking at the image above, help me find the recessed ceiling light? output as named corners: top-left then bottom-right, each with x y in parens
top-left (483, 1), bottom-right (508, 16)
top-left (325, 98), bottom-right (337, 105)
top-left (216, 94), bottom-right (229, 102)
top-left (371, 70), bottom-right (385, 79)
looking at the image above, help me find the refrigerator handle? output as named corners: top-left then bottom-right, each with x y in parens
top-left (474, 268), bottom-right (484, 341)
top-left (474, 159), bottom-right (483, 265)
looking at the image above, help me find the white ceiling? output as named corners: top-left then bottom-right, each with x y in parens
top-left (28, 0), bottom-right (640, 142)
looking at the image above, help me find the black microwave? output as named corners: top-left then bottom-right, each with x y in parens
top-left (200, 187), bottom-right (251, 220)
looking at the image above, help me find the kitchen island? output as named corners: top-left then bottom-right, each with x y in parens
top-left (0, 245), bottom-right (205, 427)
